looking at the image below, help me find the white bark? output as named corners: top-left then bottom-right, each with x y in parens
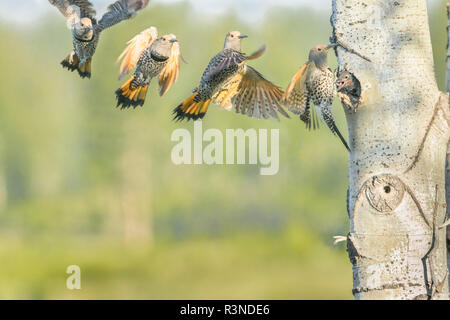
top-left (445, 1), bottom-right (450, 293)
top-left (332, 0), bottom-right (450, 299)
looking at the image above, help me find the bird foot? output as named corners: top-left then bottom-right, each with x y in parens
top-left (69, 52), bottom-right (76, 65)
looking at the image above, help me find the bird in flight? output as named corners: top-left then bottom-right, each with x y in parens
top-left (282, 44), bottom-right (350, 151)
top-left (115, 27), bottom-right (181, 109)
top-left (173, 31), bottom-right (289, 121)
top-left (49, 0), bottom-right (150, 79)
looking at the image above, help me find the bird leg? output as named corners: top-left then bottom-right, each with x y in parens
top-left (69, 51), bottom-right (76, 65)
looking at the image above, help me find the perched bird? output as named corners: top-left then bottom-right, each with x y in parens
top-left (336, 70), bottom-right (361, 111)
top-left (115, 27), bottom-right (181, 109)
top-left (49, 0), bottom-right (150, 79)
top-left (282, 44), bottom-right (350, 151)
top-left (173, 31), bottom-right (289, 121)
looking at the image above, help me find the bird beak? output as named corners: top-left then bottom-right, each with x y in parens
top-left (337, 80), bottom-right (350, 92)
top-left (169, 39), bottom-right (178, 43)
top-left (325, 43), bottom-right (337, 50)
top-left (238, 35), bottom-right (248, 39)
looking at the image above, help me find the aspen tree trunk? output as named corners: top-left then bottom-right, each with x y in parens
top-left (331, 0), bottom-right (450, 299)
top-left (445, 1), bottom-right (450, 293)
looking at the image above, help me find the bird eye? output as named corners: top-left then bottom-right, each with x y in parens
top-left (318, 48), bottom-right (322, 51)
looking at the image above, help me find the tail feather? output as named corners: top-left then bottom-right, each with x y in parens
top-left (61, 53), bottom-right (79, 72)
top-left (115, 77), bottom-right (149, 109)
top-left (328, 120), bottom-right (350, 152)
top-left (334, 126), bottom-right (350, 152)
top-left (61, 53), bottom-right (92, 79)
top-left (173, 93), bottom-right (211, 121)
top-left (78, 60), bottom-right (92, 79)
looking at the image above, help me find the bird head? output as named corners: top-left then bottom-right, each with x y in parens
top-left (224, 31), bottom-right (248, 51)
top-left (153, 34), bottom-right (178, 58)
top-left (337, 71), bottom-right (353, 92)
top-left (75, 17), bottom-right (94, 41)
top-left (308, 44), bottom-right (335, 70)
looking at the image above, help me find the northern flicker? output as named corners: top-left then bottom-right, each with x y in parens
top-left (282, 44), bottom-right (350, 151)
top-left (49, 0), bottom-right (150, 79)
top-left (337, 70), bottom-right (361, 111)
top-left (115, 27), bottom-right (181, 109)
top-left (173, 31), bottom-right (289, 121)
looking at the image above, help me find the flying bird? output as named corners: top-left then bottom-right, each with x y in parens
top-left (115, 27), bottom-right (181, 109)
top-left (173, 31), bottom-right (289, 121)
top-left (282, 44), bottom-right (350, 151)
top-left (49, 0), bottom-right (150, 79)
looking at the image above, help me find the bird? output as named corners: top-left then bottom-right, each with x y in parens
top-left (336, 70), bottom-right (361, 111)
top-left (282, 44), bottom-right (350, 151)
top-left (173, 31), bottom-right (289, 121)
top-left (115, 27), bottom-right (181, 109)
top-left (49, 0), bottom-right (150, 79)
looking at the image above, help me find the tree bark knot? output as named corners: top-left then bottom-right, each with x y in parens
top-left (365, 174), bottom-right (405, 213)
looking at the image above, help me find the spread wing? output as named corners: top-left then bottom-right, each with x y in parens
top-left (202, 45), bottom-right (266, 84)
top-left (96, 0), bottom-right (150, 32)
top-left (158, 41), bottom-right (181, 96)
top-left (282, 61), bottom-right (318, 129)
top-left (116, 26), bottom-right (157, 80)
top-left (213, 65), bottom-right (289, 121)
top-left (49, 0), bottom-right (96, 22)
top-left (202, 50), bottom-right (246, 82)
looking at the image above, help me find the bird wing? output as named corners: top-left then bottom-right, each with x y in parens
top-left (49, 0), bottom-right (96, 22)
top-left (202, 50), bottom-right (246, 82)
top-left (95, 0), bottom-right (150, 32)
top-left (116, 26), bottom-right (157, 80)
top-left (202, 46), bottom-right (265, 84)
top-left (282, 61), bottom-right (319, 128)
top-left (158, 40), bottom-right (181, 96)
top-left (282, 62), bottom-right (311, 114)
top-left (244, 45), bottom-right (266, 61)
top-left (213, 65), bottom-right (289, 121)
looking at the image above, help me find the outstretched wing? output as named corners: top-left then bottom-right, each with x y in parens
top-left (282, 61), bottom-right (317, 128)
top-left (116, 26), bottom-right (157, 80)
top-left (158, 40), bottom-right (181, 96)
top-left (213, 65), bottom-right (289, 121)
top-left (96, 0), bottom-right (150, 32)
top-left (48, 0), bottom-right (96, 19)
top-left (244, 45), bottom-right (266, 61)
top-left (202, 45), bottom-right (266, 84)
top-left (202, 50), bottom-right (246, 82)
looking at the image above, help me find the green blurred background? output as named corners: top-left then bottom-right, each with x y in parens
top-left (0, 0), bottom-right (445, 299)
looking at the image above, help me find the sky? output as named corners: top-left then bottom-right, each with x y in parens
top-left (0, 0), bottom-right (443, 26)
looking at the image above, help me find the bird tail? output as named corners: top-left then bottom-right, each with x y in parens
top-left (173, 93), bottom-right (211, 121)
top-left (61, 53), bottom-right (79, 72)
top-left (61, 53), bottom-right (91, 79)
top-left (329, 121), bottom-right (350, 152)
top-left (115, 76), bottom-right (149, 109)
top-left (78, 60), bottom-right (92, 79)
